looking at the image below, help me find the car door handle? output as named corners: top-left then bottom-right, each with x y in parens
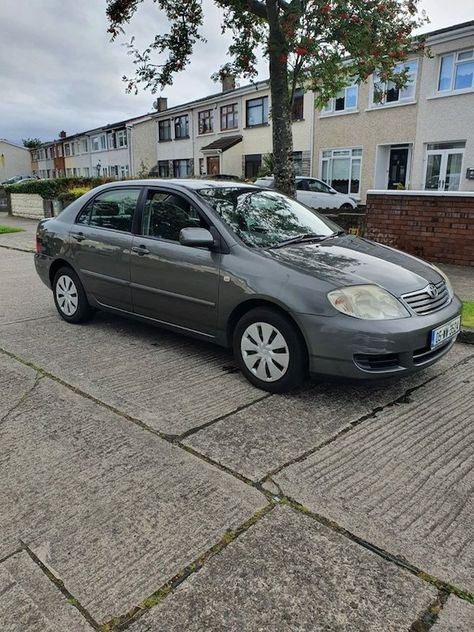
top-left (71, 231), bottom-right (85, 241)
top-left (132, 245), bottom-right (150, 256)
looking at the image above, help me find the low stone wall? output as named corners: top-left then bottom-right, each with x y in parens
top-left (365, 191), bottom-right (474, 266)
top-left (10, 193), bottom-right (53, 219)
top-left (323, 211), bottom-right (365, 236)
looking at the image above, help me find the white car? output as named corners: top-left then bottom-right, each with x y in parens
top-left (254, 176), bottom-right (358, 210)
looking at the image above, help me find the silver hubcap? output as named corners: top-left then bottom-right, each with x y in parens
top-left (56, 275), bottom-right (79, 316)
top-left (241, 322), bottom-right (290, 382)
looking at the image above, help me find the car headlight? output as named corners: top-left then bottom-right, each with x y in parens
top-left (328, 285), bottom-right (410, 320)
top-left (429, 264), bottom-right (454, 298)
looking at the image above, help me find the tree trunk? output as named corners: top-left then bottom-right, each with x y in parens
top-left (266, 0), bottom-right (295, 197)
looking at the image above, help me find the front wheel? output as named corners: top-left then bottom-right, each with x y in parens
top-left (53, 267), bottom-right (94, 324)
top-left (233, 308), bottom-right (307, 393)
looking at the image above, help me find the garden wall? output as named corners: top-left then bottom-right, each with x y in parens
top-left (10, 193), bottom-right (53, 220)
top-left (365, 191), bottom-right (474, 266)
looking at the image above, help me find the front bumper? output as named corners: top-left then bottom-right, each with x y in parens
top-left (296, 296), bottom-right (462, 379)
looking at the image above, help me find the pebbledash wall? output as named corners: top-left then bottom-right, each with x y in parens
top-left (9, 193), bottom-right (54, 219)
top-left (365, 190), bottom-right (474, 266)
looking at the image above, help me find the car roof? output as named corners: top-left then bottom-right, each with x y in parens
top-left (101, 178), bottom-right (259, 191)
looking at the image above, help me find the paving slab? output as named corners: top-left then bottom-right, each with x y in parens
top-left (0, 313), bottom-right (265, 436)
top-left (0, 249), bottom-right (52, 324)
top-left (439, 264), bottom-right (474, 301)
top-left (0, 215), bottom-right (37, 252)
top-left (276, 358), bottom-right (474, 594)
top-left (0, 551), bottom-right (92, 632)
top-left (0, 358), bottom-right (265, 623)
top-left (129, 505), bottom-right (435, 632)
top-left (432, 596), bottom-right (474, 631)
top-left (184, 344), bottom-right (473, 481)
top-left (0, 351), bottom-right (37, 421)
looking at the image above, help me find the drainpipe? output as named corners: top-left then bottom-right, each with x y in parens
top-left (126, 125), bottom-right (133, 176)
top-left (309, 91), bottom-right (316, 176)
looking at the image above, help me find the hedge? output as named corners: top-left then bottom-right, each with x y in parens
top-left (3, 177), bottom-right (114, 199)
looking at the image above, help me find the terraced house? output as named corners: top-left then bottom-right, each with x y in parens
top-left (128, 77), bottom-right (314, 180)
top-left (312, 20), bottom-right (474, 201)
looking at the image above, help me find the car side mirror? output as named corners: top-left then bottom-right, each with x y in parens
top-left (179, 227), bottom-right (215, 248)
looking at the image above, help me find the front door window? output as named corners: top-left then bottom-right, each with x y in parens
top-left (388, 147), bottom-right (409, 189)
top-left (425, 143), bottom-right (465, 191)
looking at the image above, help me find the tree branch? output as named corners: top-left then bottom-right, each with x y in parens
top-left (218, 0), bottom-right (267, 20)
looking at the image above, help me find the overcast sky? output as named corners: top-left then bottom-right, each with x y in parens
top-left (0, 0), bottom-right (472, 144)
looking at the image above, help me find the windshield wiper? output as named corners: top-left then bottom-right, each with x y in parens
top-left (268, 230), bottom-right (344, 250)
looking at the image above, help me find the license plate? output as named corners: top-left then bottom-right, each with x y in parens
top-left (430, 316), bottom-right (461, 349)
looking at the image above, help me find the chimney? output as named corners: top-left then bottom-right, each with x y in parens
top-left (153, 97), bottom-right (168, 112)
top-left (222, 75), bottom-right (236, 93)
top-left (59, 130), bottom-right (66, 139)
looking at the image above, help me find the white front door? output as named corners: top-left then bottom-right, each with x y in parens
top-left (425, 147), bottom-right (464, 191)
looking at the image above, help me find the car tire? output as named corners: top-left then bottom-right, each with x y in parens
top-left (233, 307), bottom-right (307, 393)
top-left (339, 203), bottom-right (353, 209)
top-left (53, 267), bottom-right (94, 324)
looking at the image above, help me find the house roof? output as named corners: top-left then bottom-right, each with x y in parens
top-left (200, 135), bottom-right (243, 152)
top-left (0, 139), bottom-right (30, 151)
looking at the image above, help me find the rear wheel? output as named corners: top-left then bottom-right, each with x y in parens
top-left (53, 267), bottom-right (94, 324)
top-left (340, 203), bottom-right (353, 209)
top-left (233, 308), bottom-right (307, 393)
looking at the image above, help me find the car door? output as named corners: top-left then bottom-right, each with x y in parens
top-left (70, 187), bottom-right (143, 311)
top-left (130, 187), bottom-right (220, 336)
top-left (295, 179), bottom-right (326, 209)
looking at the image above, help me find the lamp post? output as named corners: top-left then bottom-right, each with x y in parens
top-left (96, 161), bottom-right (101, 177)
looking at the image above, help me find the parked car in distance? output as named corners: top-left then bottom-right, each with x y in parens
top-left (35, 179), bottom-right (461, 393)
top-left (254, 175), bottom-right (358, 210)
top-left (1, 174), bottom-right (39, 185)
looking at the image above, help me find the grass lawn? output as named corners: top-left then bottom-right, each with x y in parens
top-left (0, 225), bottom-right (24, 234)
top-left (462, 301), bottom-right (474, 329)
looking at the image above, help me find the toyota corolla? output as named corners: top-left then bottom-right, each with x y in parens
top-left (34, 179), bottom-right (461, 392)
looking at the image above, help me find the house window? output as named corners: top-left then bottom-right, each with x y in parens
top-left (174, 115), bottom-right (189, 139)
top-left (221, 103), bottom-right (238, 130)
top-left (291, 89), bottom-right (304, 120)
top-left (292, 151), bottom-right (303, 175)
top-left (116, 130), bottom-right (127, 148)
top-left (321, 148), bottom-right (362, 195)
top-left (83, 167), bottom-right (90, 177)
top-left (198, 109), bottom-right (214, 134)
top-left (246, 96), bottom-right (269, 127)
top-left (244, 154), bottom-right (262, 178)
top-left (322, 82), bottom-right (358, 115)
top-left (173, 159), bottom-right (190, 177)
top-left (158, 160), bottom-right (170, 177)
top-left (81, 139), bottom-right (88, 154)
top-left (92, 135), bottom-right (106, 151)
top-left (438, 50), bottom-right (474, 92)
top-left (64, 144), bottom-right (71, 157)
top-left (372, 60), bottom-right (418, 106)
top-left (158, 119), bottom-right (172, 141)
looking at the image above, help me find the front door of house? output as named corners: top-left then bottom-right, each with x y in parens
top-left (425, 145), bottom-right (464, 191)
top-left (207, 156), bottom-right (220, 176)
top-left (388, 147), bottom-right (409, 189)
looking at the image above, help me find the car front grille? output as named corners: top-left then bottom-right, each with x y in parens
top-left (401, 281), bottom-right (450, 316)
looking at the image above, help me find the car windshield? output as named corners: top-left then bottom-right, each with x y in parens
top-left (197, 187), bottom-right (338, 248)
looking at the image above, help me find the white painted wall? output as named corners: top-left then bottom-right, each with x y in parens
top-left (0, 141), bottom-right (32, 182)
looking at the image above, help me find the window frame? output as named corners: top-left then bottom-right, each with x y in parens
top-left (158, 119), bottom-right (172, 142)
top-left (370, 59), bottom-right (418, 108)
top-left (173, 159), bottom-right (191, 178)
top-left (437, 49), bottom-right (474, 94)
top-left (198, 109), bottom-right (214, 135)
top-left (322, 83), bottom-right (358, 116)
top-left (246, 96), bottom-right (269, 128)
top-left (220, 103), bottom-right (239, 131)
top-left (174, 114), bottom-right (190, 140)
top-left (291, 89), bottom-right (304, 121)
top-left (320, 147), bottom-right (362, 196)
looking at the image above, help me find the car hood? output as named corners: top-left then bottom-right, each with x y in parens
top-left (266, 236), bottom-right (441, 296)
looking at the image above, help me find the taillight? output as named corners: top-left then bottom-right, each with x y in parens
top-left (35, 235), bottom-right (42, 254)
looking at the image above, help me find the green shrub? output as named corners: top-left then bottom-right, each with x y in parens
top-left (4, 176), bottom-right (114, 199)
top-left (57, 186), bottom-right (92, 202)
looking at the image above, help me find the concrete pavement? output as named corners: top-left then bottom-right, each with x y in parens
top-left (0, 241), bottom-right (473, 631)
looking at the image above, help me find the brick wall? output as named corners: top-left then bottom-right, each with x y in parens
top-left (365, 191), bottom-right (474, 267)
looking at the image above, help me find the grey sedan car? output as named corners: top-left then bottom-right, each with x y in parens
top-left (35, 179), bottom-right (461, 393)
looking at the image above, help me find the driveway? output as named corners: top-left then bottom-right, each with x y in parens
top-left (0, 241), bottom-right (473, 631)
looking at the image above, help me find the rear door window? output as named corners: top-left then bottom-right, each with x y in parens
top-left (76, 189), bottom-right (141, 232)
